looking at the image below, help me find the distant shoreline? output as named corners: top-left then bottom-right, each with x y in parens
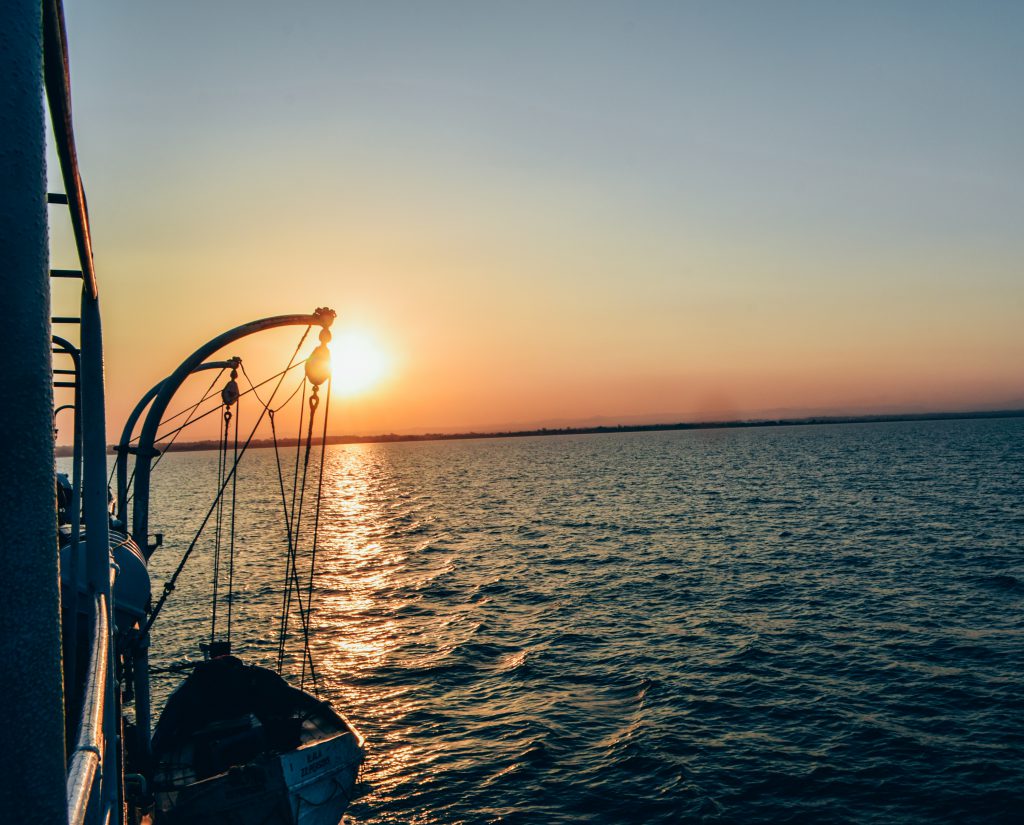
top-left (72, 408), bottom-right (1024, 457)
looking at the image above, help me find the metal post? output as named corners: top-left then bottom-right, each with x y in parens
top-left (116, 381), bottom-right (162, 524)
top-left (0, 0), bottom-right (68, 817)
top-left (132, 634), bottom-right (151, 773)
top-left (54, 336), bottom-right (83, 737)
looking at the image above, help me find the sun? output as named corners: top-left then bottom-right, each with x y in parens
top-left (329, 329), bottom-right (391, 397)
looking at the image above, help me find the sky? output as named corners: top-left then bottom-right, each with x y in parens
top-left (49, 1), bottom-right (1024, 441)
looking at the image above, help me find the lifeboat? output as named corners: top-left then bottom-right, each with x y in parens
top-left (151, 655), bottom-right (364, 825)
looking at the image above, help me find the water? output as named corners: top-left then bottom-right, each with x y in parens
top-left (140, 417), bottom-right (1024, 823)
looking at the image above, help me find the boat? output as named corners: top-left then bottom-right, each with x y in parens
top-left (151, 655), bottom-right (364, 825)
top-left (2, 2), bottom-right (365, 821)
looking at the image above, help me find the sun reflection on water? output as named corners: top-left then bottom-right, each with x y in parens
top-left (315, 446), bottom-right (406, 669)
top-left (302, 443), bottom-right (466, 820)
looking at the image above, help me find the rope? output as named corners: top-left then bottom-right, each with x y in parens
top-left (283, 422), bottom-right (322, 683)
top-left (290, 386), bottom-right (322, 691)
top-left (279, 384), bottom-right (319, 682)
top-left (210, 405), bottom-right (230, 644)
top-left (240, 362), bottom-right (304, 413)
top-left (292, 773), bottom-right (356, 807)
top-left (269, 408), bottom-right (296, 669)
top-left (242, 359), bottom-right (314, 666)
top-left (143, 327), bottom-right (313, 636)
top-left (240, 366), bottom-right (318, 681)
top-left (143, 361), bottom-right (304, 447)
top-left (278, 380), bottom-right (308, 667)
top-left (143, 323), bottom-right (331, 688)
top-left (151, 368), bottom-right (227, 471)
top-left (226, 395), bottom-right (239, 642)
top-left (301, 376), bottom-right (331, 695)
top-left (290, 380), bottom-right (307, 549)
top-left (122, 368), bottom-right (226, 505)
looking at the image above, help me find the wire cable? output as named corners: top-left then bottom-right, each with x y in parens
top-left (144, 327), bottom-right (312, 635)
top-left (301, 375), bottom-right (331, 694)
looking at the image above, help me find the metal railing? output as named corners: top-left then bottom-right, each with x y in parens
top-left (53, 335), bottom-right (84, 724)
top-left (43, 1), bottom-right (119, 822)
top-left (65, 593), bottom-right (110, 825)
top-left (43, 0), bottom-right (97, 299)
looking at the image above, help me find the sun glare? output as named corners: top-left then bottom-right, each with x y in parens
top-left (329, 329), bottom-right (391, 397)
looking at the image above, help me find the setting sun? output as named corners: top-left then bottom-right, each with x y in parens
top-left (329, 329), bottom-right (391, 397)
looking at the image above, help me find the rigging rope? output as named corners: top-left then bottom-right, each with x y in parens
top-left (143, 327), bottom-right (313, 636)
top-left (223, 355), bottom-right (321, 684)
top-left (280, 379), bottom-right (308, 666)
top-left (142, 361), bottom-right (305, 447)
top-left (287, 383), bottom-right (321, 691)
top-left (270, 382), bottom-right (320, 681)
top-left (151, 367), bottom-right (227, 472)
top-left (118, 367), bottom-right (226, 503)
top-left (268, 407), bottom-right (296, 668)
top-left (301, 375), bottom-right (331, 694)
top-left (226, 389), bottom-right (239, 642)
top-left (143, 321), bottom-right (333, 692)
top-left (240, 362), bottom-right (304, 413)
top-left (210, 403), bottom-right (229, 644)
top-left (210, 364), bottom-right (242, 646)
top-left (240, 359), bottom-right (315, 671)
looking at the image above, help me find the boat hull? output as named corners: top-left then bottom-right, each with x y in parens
top-left (152, 657), bottom-right (365, 825)
top-left (156, 730), bottom-right (362, 825)
top-left (282, 732), bottom-right (364, 825)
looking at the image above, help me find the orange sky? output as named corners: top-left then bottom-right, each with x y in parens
top-left (49, 2), bottom-right (1024, 443)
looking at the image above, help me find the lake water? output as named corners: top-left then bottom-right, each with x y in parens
top-left (139, 417), bottom-right (1024, 823)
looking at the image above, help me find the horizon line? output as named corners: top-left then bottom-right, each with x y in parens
top-left (80, 407), bottom-right (1024, 457)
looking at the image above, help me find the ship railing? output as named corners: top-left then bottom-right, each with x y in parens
top-left (42, 1), bottom-right (119, 820)
top-left (65, 590), bottom-right (111, 825)
top-left (44, 0), bottom-right (98, 300)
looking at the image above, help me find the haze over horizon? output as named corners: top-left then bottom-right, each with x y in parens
top-left (48, 1), bottom-right (1023, 443)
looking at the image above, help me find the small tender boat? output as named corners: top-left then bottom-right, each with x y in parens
top-left (151, 655), bottom-right (365, 825)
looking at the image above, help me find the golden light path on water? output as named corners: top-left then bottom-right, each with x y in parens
top-left (298, 445), bottom-right (467, 809)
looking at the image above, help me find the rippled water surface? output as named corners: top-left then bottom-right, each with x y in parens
top-left (142, 418), bottom-right (1024, 823)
